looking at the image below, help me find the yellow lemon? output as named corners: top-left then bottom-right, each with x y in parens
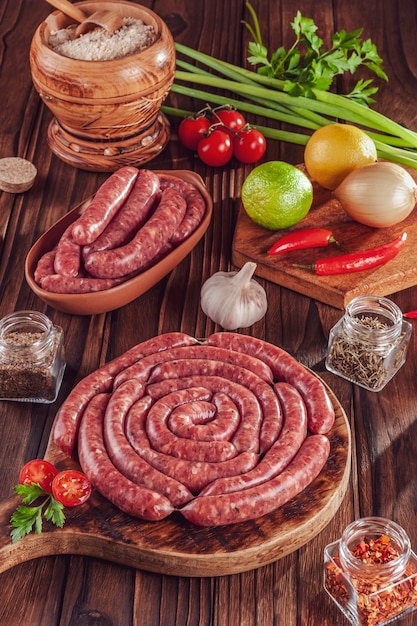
top-left (241, 161), bottom-right (313, 230)
top-left (304, 123), bottom-right (377, 190)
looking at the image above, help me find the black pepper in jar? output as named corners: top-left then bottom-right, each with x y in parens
top-left (0, 311), bottom-right (65, 402)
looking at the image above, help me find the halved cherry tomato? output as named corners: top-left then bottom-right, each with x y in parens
top-left (19, 459), bottom-right (58, 492)
top-left (213, 108), bottom-right (246, 136)
top-left (178, 115), bottom-right (211, 151)
top-left (233, 128), bottom-right (267, 164)
top-left (52, 469), bottom-right (92, 507)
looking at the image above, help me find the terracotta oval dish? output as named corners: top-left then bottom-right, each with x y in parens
top-left (25, 170), bottom-right (212, 315)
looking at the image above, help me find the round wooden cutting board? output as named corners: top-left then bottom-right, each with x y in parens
top-left (0, 374), bottom-right (351, 577)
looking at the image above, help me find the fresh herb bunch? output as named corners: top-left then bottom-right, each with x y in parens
top-left (10, 483), bottom-right (65, 543)
top-left (244, 3), bottom-right (388, 104)
top-left (164, 3), bottom-right (417, 168)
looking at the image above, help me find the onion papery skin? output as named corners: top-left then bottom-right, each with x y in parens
top-left (334, 161), bottom-right (417, 228)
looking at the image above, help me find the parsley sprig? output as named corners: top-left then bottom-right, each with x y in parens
top-left (244, 3), bottom-right (388, 104)
top-left (10, 483), bottom-right (65, 543)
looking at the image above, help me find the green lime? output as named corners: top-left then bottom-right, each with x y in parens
top-left (241, 161), bottom-right (313, 230)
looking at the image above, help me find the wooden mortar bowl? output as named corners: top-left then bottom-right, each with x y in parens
top-left (30, 1), bottom-right (176, 172)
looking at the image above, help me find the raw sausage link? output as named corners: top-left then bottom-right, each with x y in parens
top-left (72, 166), bottom-right (139, 245)
top-left (78, 392), bottom-right (174, 521)
top-left (168, 400), bottom-right (216, 439)
top-left (180, 434), bottom-right (330, 526)
top-left (40, 273), bottom-right (125, 293)
top-left (40, 247), bottom-right (174, 295)
top-left (159, 173), bottom-right (207, 244)
top-left (125, 394), bottom-right (258, 493)
top-left (53, 332), bottom-right (198, 457)
top-left (113, 344), bottom-right (274, 389)
top-left (206, 332), bottom-right (335, 434)
top-left (84, 187), bottom-right (187, 278)
top-left (201, 382), bottom-right (308, 496)
top-left (103, 380), bottom-right (192, 506)
top-left (53, 223), bottom-right (82, 277)
top-left (83, 169), bottom-right (160, 257)
top-left (34, 248), bottom-right (57, 284)
top-left (148, 358), bottom-right (281, 454)
top-left (147, 375), bottom-right (263, 454)
top-left (146, 388), bottom-right (238, 462)
top-left (168, 392), bottom-right (240, 441)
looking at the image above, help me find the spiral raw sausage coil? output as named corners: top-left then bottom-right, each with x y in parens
top-left (54, 332), bottom-right (335, 526)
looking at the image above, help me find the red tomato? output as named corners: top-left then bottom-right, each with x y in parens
top-left (197, 129), bottom-right (233, 167)
top-left (233, 128), bottom-right (267, 164)
top-left (52, 470), bottom-right (92, 507)
top-left (213, 109), bottom-right (246, 136)
top-left (19, 459), bottom-right (58, 492)
top-left (178, 115), bottom-right (211, 151)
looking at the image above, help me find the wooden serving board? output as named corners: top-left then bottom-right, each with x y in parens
top-left (0, 377), bottom-right (350, 578)
top-left (232, 166), bottom-right (417, 310)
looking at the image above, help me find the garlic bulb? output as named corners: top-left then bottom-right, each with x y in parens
top-left (334, 161), bottom-right (417, 227)
top-left (200, 262), bottom-right (267, 330)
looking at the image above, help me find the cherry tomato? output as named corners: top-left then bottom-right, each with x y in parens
top-left (178, 115), bottom-right (211, 151)
top-left (52, 469), bottom-right (92, 507)
top-left (197, 129), bottom-right (233, 167)
top-left (233, 128), bottom-right (267, 164)
top-left (19, 459), bottom-right (58, 492)
top-left (213, 108), bottom-right (246, 136)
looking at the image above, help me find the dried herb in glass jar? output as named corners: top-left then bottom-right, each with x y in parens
top-left (325, 296), bottom-right (412, 391)
top-left (0, 310), bottom-right (66, 403)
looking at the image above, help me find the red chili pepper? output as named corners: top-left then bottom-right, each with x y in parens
top-left (295, 232), bottom-right (407, 276)
top-left (267, 228), bottom-right (337, 255)
top-left (403, 310), bottom-right (417, 318)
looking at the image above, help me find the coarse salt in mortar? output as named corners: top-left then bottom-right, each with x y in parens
top-left (48, 17), bottom-right (157, 61)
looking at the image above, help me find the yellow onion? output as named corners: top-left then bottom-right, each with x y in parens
top-left (334, 161), bottom-right (417, 227)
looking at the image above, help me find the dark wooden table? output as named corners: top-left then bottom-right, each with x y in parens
top-left (1, 0), bottom-right (417, 624)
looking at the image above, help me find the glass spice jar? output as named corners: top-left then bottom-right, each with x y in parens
top-left (324, 517), bottom-right (417, 626)
top-left (0, 310), bottom-right (66, 403)
top-left (325, 296), bottom-right (412, 391)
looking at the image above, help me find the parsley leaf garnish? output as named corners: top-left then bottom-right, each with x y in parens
top-left (244, 2), bottom-right (388, 104)
top-left (10, 483), bottom-right (65, 543)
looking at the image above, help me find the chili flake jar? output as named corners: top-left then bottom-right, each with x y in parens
top-left (324, 517), bottom-right (417, 626)
top-left (325, 295), bottom-right (412, 391)
top-left (0, 310), bottom-right (65, 403)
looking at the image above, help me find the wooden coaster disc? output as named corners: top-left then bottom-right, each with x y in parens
top-left (0, 157), bottom-right (37, 193)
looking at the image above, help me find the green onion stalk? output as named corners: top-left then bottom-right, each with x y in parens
top-left (162, 42), bottom-right (417, 168)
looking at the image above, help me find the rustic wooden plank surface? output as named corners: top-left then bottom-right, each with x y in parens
top-left (0, 0), bottom-right (417, 625)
